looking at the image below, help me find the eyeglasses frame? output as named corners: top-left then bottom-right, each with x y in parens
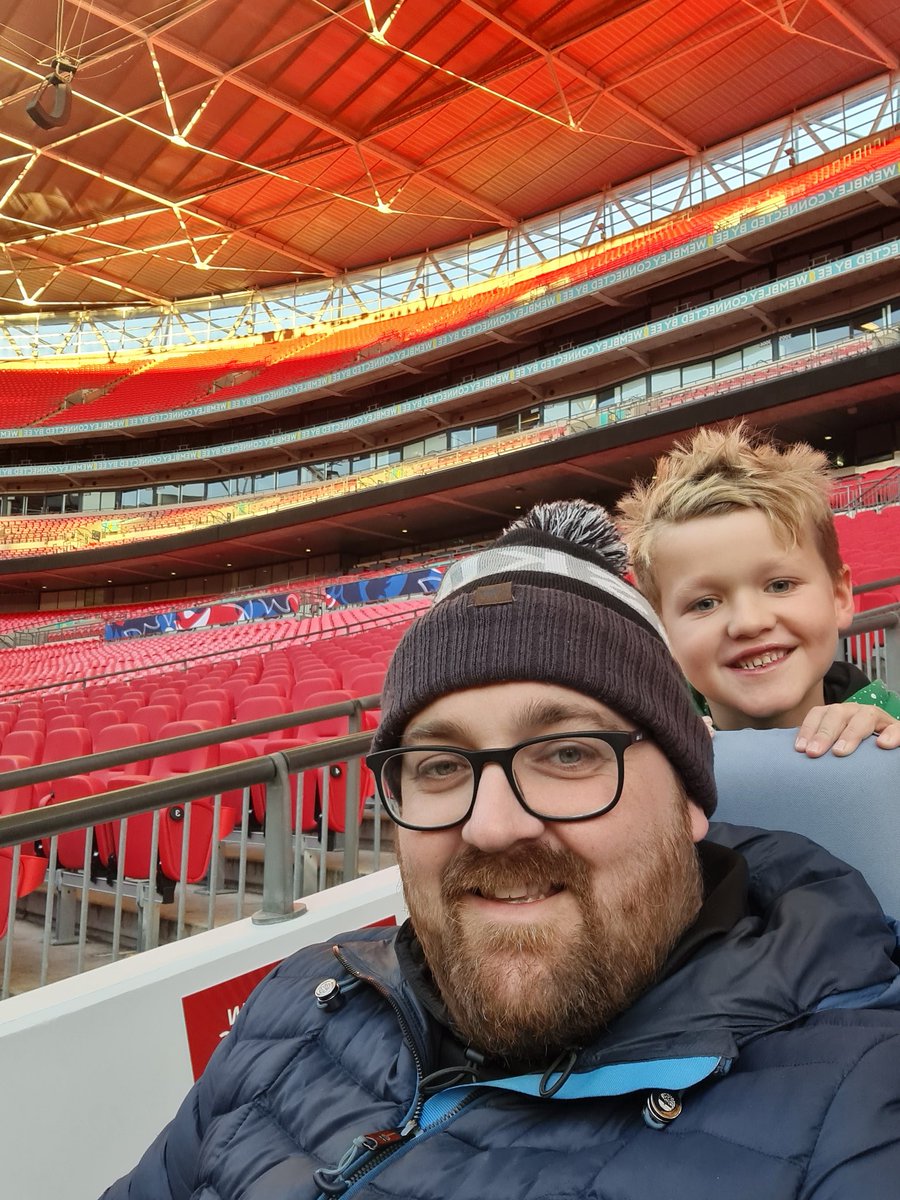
top-left (365, 729), bottom-right (647, 831)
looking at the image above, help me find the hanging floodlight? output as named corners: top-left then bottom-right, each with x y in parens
top-left (25, 54), bottom-right (78, 130)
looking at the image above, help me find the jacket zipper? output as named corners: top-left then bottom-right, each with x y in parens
top-left (337, 1091), bottom-right (483, 1199)
top-left (313, 947), bottom-right (431, 1198)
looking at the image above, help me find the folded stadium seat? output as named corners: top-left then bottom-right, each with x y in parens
top-left (233, 693), bottom-right (294, 734)
top-left (182, 699), bottom-right (231, 727)
top-left (219, 676), bottom-right (262, 706)
top-left (83, 708), bottom-right (123, 744)
top-left (238, 681), bottom-right (290, 704)
top-left (0, 847), bottom-right (47, 940)
top-left (215, 721), bottom-right (317, 831)
top-left (129, 704), bottom-right (178, 740)
top-left (147, 690), bottom-right (185, 716)
top-left (182, 683), bottom-right (229, 711)
top-left (115, 697), bottom-right (147, 721)
top-left (344, 672), bottom-right (386, 733)
top-left (31, 726), bottom-right (94, 807)
top-left (85, 722), bottom-right (153, 862)
top-left (0, 755), bottom-right (36, 816)
top-left (14, 717), bottom-right (46, 735)
top-left (343, 667), bottom-right (386, 696)
top-left (90, 722), bottom-right (152, 776)
top-left (289, 674), bottom-right (342, 709)
top-left (291, 689), bottom-right (373, 836)
top-left (46, 713), bottom-right (84, 732)
top-left (37, 774), bottom-right (99, 872)
top-left (261, 651), bottom-right (292, 670)
top-left (217, 694), bottom-right (306, 824)
top-left (262, 670), bottom-right (294, 694)
top-left (101, 720), bottom-right (235, 886)
top-left (2, 729), bottom-right (44, 761)
top-left (203, 671), bottom-right (234, 688)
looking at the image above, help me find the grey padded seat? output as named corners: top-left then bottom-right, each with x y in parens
top-left (710, 727), bottom-right (899, 916)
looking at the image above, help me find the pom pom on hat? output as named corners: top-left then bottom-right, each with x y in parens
top-left (507, 498), bottom-right (629, 578)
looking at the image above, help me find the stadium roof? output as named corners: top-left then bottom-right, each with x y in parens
top-left (0, 0), bottom-right (897, 317)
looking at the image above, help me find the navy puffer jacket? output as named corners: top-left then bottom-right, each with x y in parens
top-left (103, 825), bottom-right (900, 1199)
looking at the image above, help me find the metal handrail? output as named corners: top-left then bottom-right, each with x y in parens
top-left (0, 731), bottom-right (373, 851)
top-left (853, 576), bottom-right (900, 595)
top-left (0, 693), bottom-right (380, 792)
top-left (844, 610), bottom-right (900, 636)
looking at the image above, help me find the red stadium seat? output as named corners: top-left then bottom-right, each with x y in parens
top-left (2, 729), bottom-right (44, 761)
top-left (0, 755), bottom-right (36, 816)
top-left (38, 775), bottom-right (98, 872)
top-left (129, 704), bottom-right (178, 740)
top-left (0, 847), bottom-right (46, 939)
top-left (102, 722), bottom-right (235, 885)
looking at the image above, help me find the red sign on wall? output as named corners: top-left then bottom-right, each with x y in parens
top-left (181, 960), bottom-right (282, 1080)
top-left (180, 917), bottom-right (397, 1081)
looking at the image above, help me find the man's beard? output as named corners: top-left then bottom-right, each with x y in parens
top-left (400, 802), bottom-right (702, 1066)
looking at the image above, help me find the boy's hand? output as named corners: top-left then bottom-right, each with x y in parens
top-left (794, 704), bottom-right (900, 757)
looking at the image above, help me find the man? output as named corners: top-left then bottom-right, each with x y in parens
top-left (103, 501), bottom-right (900, 1199)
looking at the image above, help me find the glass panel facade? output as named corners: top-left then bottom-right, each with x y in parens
top-left (3, 294), bottom-right (896, 516)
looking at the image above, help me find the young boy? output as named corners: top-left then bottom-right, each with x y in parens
top-left (617, 422), bottom-right (900, 757)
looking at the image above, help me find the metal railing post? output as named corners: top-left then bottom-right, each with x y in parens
top-left (252, 752), bottom-right (306, 925)
top-left (883, 621), bottom-right (900, 693)
top-left (342, 702), bottom-right (362, 883)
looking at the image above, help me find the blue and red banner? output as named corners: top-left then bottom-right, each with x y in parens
top-left (104, 592), bottom-right (301, 639)
top-left (325, 565), bottom-right (445, 609)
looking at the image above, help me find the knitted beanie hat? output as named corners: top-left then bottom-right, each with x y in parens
top-left (372, 499), bottom-right (716, 815)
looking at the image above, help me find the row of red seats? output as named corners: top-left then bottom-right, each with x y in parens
top-left (0, 624), bottom-right (403, 935)
top-left (0, 599), bottom-right (427, 694)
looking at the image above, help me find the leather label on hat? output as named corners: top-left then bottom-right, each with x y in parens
top-left (473, 582), bottom-right (514, 606)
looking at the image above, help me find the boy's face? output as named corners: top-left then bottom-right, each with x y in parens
top-left (653, 508), bottom-right (854, 730)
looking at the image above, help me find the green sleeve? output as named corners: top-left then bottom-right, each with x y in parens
top-left (846, 677), bottom-right (900, 719)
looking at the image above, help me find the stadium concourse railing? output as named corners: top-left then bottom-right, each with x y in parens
top-left (0, 693), bottom-right (381, 999)
top-left (0, 603), bottom-right (897, 1003)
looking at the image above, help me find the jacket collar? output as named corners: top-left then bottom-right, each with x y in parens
top-left (335, 826), bottom-right (900, 1095)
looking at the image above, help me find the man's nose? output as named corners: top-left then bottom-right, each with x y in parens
top-left (726, 591), bottom-right (777, 639)
top-left (460, 762), bottom-right (545, 853)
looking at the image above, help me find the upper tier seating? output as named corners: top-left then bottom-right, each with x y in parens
top-left (6, 135), bottom-right (898, 430)
top-left (0, 362), bottom-right (133, 425)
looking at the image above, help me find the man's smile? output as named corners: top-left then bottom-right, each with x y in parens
top-left (470, 882), bottom-right (565, 904)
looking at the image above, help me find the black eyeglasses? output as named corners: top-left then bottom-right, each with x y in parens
top-left (366, 730), bottom-right (646, 831)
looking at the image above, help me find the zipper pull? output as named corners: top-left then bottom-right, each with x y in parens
top-left (360, 1129), bottom-right (406, 1152)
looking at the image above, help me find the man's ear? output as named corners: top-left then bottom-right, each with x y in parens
top-left (688, 801), bottom-right (709, 843)
top-left (833, 563), bottom-right (855, 630)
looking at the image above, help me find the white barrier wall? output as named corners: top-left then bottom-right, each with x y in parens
top-left (0, 867), bottom-right (405, 1200)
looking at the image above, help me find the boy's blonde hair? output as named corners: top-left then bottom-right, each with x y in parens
top-left (617, 422), bottom-right (844, 610)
